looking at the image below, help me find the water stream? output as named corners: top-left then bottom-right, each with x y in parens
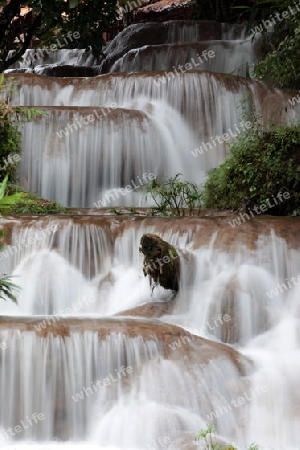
top-left (1, 18), bottom-right (300, 450)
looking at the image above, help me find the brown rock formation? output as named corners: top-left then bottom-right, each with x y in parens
top-left (134, 0), bottom-right (195, 22)
top-left (0, 316), bottom-right (248, 371)
top-left (140, 233), bottom-right (180, 292)
top-left (116, 300), bottom-right (174, 318)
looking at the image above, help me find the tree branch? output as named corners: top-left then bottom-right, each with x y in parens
top-left (0, 12), bottom-right (41, 72)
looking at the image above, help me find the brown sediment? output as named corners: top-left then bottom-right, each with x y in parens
top-left (5, 70), bottom-right (296, 98)
top-left (116, 301), bottom-right (174, 318)
top-left (134, 1), bottom-right (196, 22)
top-left (1, 215), bottom-right (300, 250)
top-left (20, 106), bottom-right (147, 127)
top-left (5, 71), bottom-right (296, 127)
top-left (0, 316), bottom-right (248, 372)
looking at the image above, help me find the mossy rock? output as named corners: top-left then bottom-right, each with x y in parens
top-left (140, 234), bottom-right (180, 293)
top-left (0, 185), bottom-right (67, 214)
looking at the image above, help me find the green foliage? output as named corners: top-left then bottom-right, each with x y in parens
top-left (193, 0), bottom-right (258, 22)
top-left (0, 74), bottom-right (22, 183)
top-left (0, 176), bottom-right (67, 215)
top-left (253, 13), bottom-right (300, 89)
top-left (248, 445), bottom-right (260, 450)
top-left (239, 0), bottom-right (300, 88)
top-left (233, 0), bottom-right (300, 88)
top-left (0, 74), bottom-right (46, 183)
top-left (0, 175), bottom-right (26, 211)
top-left (195, 425), bottom-right (260, 450)
top-left (0, 273), bottom-right (20, 303)
top-left (0, 177), bottom-right (20, 303)
top-left (202, 118), bottom-right (300, 215)
top-left (0, 0), bottom-right (118, 71)
top-left (233, 0), bottom-right (293, 22)
top-left (196, 424), bottom-right (215, 449)
top-left (145, 174), bottom-right (202, 216)
top-left (195, 425), bottom-right (237, 450)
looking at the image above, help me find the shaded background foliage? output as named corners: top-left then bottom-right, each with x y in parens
top-left (0, 0), bottom-right (118, 72)
top-left (203, 122), bottom-right (300, 215)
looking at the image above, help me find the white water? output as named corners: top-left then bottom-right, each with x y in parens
top-left (0, 217), bottom-right (300, 448)
top-left (110, 40), bottom-right (255, 76)
top-left (18, 100), bottom-right (201, 207)
top-left (8, 70), bottom-right (297, 208)
top-left (7, 48), bottom-right (97, 69)
top-left (1, 16), bottom-right (300, 450)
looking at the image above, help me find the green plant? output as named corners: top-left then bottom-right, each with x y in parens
top-left (253, 12), bottom-right (300, 89)
top-left (247, 445), bottom-right (260, 450)
top-left (144, 174), bottom-right (202, 216)
top-left (0, 176), bottom-right (67, 215)
top-left (202, 114), bottom-right (300, 215)
top-left (109, 207), bottom-right (123, 215)
top-left (129, 206), bottom-right (136, 216)
top-left (195, 424), bottom-right (237, 450)
top-left (232, 0), bottom-right (300, 88)
top-left (0, 177), bottom-right (20, 303)
top-left (0, 175), bottom-right (25, 211)
top-left (0, 273), bottom-right (20, 303)
top-left (0, 74), bottom-right (22, 183)
top-left (0, 0), bottom-right (118, 72)
top-left (196, 424), bottom-right (215, 449)
top-left (0, 74), bottom-right (46, 183)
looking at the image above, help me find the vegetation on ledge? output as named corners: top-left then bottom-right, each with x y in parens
top-left (253, 10), bottom-right (300, 89)
top-left (0, 0), bottom-right (118, 72)
top-left (0, 73), bottom-right (46, 184)
top-left (202, 120), bottom-right (300, 216)
top-left (144, 174), bottom-right (202, 217)
top-left (241, 0), bottom-right (300, 89)
top-left (0, 178), bottom-right (67, 215)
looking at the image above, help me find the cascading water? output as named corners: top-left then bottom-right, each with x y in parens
top-left (18, 101), bottom-right (201, 207)
top-left (7, 71), bottom-right (298, 206)
top-left (1, 15), bottom-right (300, 450)
top-left (1, 216), bottom-right (300, 448)
top-left (109, 41), bottom-right (255, 76)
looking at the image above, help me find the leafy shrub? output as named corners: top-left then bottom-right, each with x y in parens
top-left (196, 424), bottom-right (237, 450)
top-left (202, 122), bottom-right (300, 215)
top-left (0, 75), bottom-right (22, 183)
top-left (253, 12), bottom-right (300, 89)
top-left (144, 174), bottom-right (202, 216)
top-left (0, 176), bottom-right (20, 303)
top-left (0, 272), bottom-right (20, 304)
top-left (241, 0), bottom-right (300, 89)
top-left (0, 74), bottom-right (46, 183)
top-left (0, 176), bottom-right (67, 215)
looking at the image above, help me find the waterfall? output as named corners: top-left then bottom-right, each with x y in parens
top-left (0, 216), bottom-right (300, 448)
top-left (18, 101), bottom-right (201, 207)
top-left (6, 70), bottom-right (297, 208)
top-left (110, 41), bottom-right (255, 76)
top-left (1, 14), bottom-right (300, 450)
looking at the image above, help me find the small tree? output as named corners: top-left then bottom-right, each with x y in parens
top-left (0, 74), bottom-right (22, 183)
top-left (0, 176), bottom-right (20, 303)
top-left (202, 121), bottom-right (300, 215)
top-left (0, 0), bottom-right (118, 72)
top-left (0, 73), bottom-right (45, 183)
top-left (144, 174), bottom-right (202, 216)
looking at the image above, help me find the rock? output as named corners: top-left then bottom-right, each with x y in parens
top-left (140, 233), bottom-right (180, 292)
top-left (134, 0), bottom-right (195, 23)
top-left (34, 64), bottom-right (99, 77)
top-left (116, 300), bottom-right (174, 318)
top-left (100, 21), bottom-right (224, 73)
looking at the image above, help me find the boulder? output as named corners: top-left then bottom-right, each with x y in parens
top-left (140, 233), bottom-right (180, 292)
